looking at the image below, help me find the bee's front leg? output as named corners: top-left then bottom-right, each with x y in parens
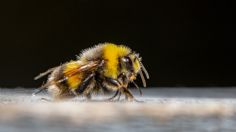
top-left (122, 88), bottom-right (134, 101)
top-left (123, 88), bottom-right (143, 102)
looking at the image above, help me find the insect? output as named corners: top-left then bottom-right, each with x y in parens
top-left (34, 43), bottom-right (149, 101)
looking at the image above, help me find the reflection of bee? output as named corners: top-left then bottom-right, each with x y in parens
top-left (34, 43), bottom-right (149, 101)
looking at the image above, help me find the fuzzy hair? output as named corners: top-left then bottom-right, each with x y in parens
top-left (77, 44), bottom-right (105, 62)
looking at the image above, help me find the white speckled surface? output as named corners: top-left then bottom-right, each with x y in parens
top-left (1, 88), bottom-right (236, 132)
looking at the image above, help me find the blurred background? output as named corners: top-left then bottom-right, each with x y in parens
top-left (0, 0), bottom-right (234, 88)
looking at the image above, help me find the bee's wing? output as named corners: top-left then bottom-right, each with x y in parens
top-left (64, 60), bottom-right (103, 77)
top-left (44, 60), bottom-right (103, 87)
top-left (33, 60), bottom-right (104, 95)
top-left (34, 66), bottom-right (58, 80)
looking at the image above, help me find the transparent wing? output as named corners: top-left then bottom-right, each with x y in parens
top-left (33, 60), bottom-right (104, 95)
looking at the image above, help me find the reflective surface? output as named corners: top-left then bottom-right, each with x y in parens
top-left (1, 88), bottom-right (236, 132)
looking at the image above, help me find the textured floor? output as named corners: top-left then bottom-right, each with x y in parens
top-left (1, 88), bottom-right (236, 132)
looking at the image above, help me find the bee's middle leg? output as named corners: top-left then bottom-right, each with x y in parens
top-left (74, 73), bottom-right (95, 100)
top-left (107, 90), bottom-right (122, 101)
top-left (117, 90), bottom-right (122, 101)
top-left (107, 90), bottom-right (119, 101)
top-left (103, 77), bottom-right (122, 101)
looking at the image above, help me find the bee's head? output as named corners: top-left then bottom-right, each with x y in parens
top-left (119, 52), bottom-right (149, 87)
top-left (120, 53), bottom-right (139, 72)
top-left (119, 52), bottom-right (141, 80)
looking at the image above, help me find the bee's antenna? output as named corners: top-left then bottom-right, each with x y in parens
top-left (135, 53), bottom-right (149, 80)
top-left (140, 62), bottom-right (150, 79)
top-left (132, 81), bottom-right (143, 96)
top-left (139, 70), bottom-right (147, 87)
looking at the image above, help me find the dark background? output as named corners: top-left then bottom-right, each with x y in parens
top-left (0, 0), bottom-right (235, 88)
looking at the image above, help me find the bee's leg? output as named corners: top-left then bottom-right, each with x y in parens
top-left (75, 73), bottom-right (95, 95)
top-left (85, 93), bottom-right (92, 100)
top-left (123, 88), bottom-right (143, 102)
top-left (40, 98), bottom-right (52, 102)
top-left (32, 87), bottom-right (45, 96)
top-left (123, 88), bottom-right (135, 101)
top-left (105, 77), bottom-right (121, 87)
top-left (116, 90), bottom-right (122, 101)
top-left (103, 77), bottom-right (122, 101)
top-left (107, 90), bottom-right (119, 101)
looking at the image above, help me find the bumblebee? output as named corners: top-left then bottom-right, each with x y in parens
top-left (34, 43), bottom-right (149, 101)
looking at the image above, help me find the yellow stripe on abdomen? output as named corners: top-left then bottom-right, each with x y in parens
top-left (63, 61), bottom-right (83, 89)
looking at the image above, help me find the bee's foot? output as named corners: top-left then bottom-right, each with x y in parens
top-left (125, 98), bottom-right (144, 103)
top-left (105, 98), bottom-right (116, 102)
top-left (40, 98), bottom-right (51, 102)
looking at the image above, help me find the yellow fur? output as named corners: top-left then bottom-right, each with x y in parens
top-left (63, 61), bottom-right (83, 89)
top-left (103, 43), bottom-right (131, 78)
top-left (133, 59), bottom-right (141, 73)
top-left (130, 54), bottom-right (141, 73)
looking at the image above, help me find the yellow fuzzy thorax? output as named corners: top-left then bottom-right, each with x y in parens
top-left (103, 43), bottom-right (131, 79)
top-left (63, 61), bottom-right (83, 89)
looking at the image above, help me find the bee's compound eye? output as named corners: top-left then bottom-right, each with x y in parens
top-left (122, 57), bottom-right (130, 63)
top-left (121, 57), bottom-right (134, 72)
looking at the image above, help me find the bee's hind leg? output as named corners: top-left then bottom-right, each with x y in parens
top-left (85, 93), bottom-right (92, 100)
top-left (74, 73), bottom-right (95, 101)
